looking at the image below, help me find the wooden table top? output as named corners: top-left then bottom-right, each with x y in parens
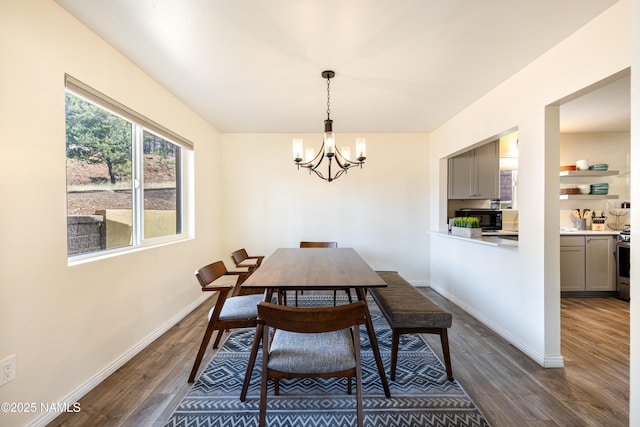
top-left (241, 248), bottom-right (386, 290)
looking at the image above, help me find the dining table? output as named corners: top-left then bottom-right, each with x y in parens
top-left (238, 247), bottom-right (391, 400)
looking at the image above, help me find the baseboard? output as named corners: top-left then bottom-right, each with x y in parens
top-left (28, 294), bottom-right (211, 427)
top-left (429, 283), bottom-right (564, 369)
top-left (410, 280), bottom-right (430, 287)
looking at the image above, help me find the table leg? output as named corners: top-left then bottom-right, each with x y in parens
top-left (355, 287), bottom-right (391, 398)
top-left (240, 288), bottom-right (273, 401)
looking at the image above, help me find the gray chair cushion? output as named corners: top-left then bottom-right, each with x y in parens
top-left (209, 294), bottom-right (264, 321)
top-left (267, 329), bottom-right (355, 374)
top-left (373, 271), bottom-right (452, 329)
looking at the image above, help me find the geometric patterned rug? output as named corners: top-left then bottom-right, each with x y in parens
top-left (165, 294), bottom-right (491, 427)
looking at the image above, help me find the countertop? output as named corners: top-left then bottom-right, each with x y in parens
top-left (432, 228), bottom-right (621, 248)
top-left (484, 229), bottom-right (622, 236)
top-left (559, 229), bottom-right (621, 236)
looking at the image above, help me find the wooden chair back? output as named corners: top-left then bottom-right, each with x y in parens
top-left (230, 248), bottom-right (264, 273)
top-left (230, 248), bottom-right (250, 265)
top-left (195, 260), bottom-right (232, 288)
top-left (300, 241), bottom-right (338, 248)
top-left (257, 300), bottom-right (366, 333)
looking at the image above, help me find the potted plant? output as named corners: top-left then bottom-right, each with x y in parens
top-left (451, 217), bottom-right (482, 238)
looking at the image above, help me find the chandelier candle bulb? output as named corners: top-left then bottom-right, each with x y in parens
top-left (324, 131), bottom-right (335, 156)
top-left (305, 147), bottom-right (315, 163)
top-left (292, 139), bottom-right (303, 161)
top-left (356, 138), bottom-right (366, 160)
top-left (341, 146), bottom-right (351, 161)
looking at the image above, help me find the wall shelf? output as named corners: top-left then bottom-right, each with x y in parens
top-left (559, 194), bottom-right (619, 200)
top-left (559, 170), bottom-right (618, 178)
top-left (559, 169), bottom-right (619, 200)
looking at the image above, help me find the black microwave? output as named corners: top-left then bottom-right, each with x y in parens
top-left (454, 209), bottom-right (502, 231)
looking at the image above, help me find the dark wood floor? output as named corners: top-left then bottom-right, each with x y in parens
top-left (49, 290), bottom-right (630, 427)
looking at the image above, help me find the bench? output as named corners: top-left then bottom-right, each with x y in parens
top-left (370, 271), bottom-right (454, 381)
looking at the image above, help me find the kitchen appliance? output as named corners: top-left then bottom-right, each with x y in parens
top-left (454, 209), bottom-right (502, 231)
top-left (616, 229), bottom-right (630, 301)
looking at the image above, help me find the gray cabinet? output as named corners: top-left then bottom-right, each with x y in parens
top-left (560, 235), bottom-right (616, 293)
top-left (448, 140), bottom-right (499, 199)
top-left (560, 236), bottom-right (586, 292)
top-left (585, 236), bottom-right (615, 291)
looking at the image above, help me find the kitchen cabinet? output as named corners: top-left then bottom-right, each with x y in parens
top-left (448, 140), bottom-right (499, 199)
top-left (560, 236), bottom-right (586, 292)
top-left (560, 235), bottom-right (616, 293)
top-left (559, 170), bottom-right (619, 200)
top-left (585, 235), bottom-right (615, 291)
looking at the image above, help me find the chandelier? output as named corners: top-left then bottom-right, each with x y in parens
top-left (292, 70), bottom-right (366, 182)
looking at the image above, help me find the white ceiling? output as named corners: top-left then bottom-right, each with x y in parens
top-left (560, 72), bottom-right (630, 133)
top-left (56, 0), bottom-right (627, 134)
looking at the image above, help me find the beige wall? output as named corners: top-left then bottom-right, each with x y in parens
top-left (429, 0), bottom-right (631, 369)
top-left (220, 133), bottom-right (430, 282)
top-left (0, 1), bottom-right (222, 425)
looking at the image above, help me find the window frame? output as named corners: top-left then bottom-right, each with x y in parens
top-left (65, 75), bottom-right (193, 264)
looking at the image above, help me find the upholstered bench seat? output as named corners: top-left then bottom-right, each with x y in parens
top-left (370, 271), bottom-right (454, 381)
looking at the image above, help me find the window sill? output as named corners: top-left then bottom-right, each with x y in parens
top-left (68, 234), bottom-right (193, 266)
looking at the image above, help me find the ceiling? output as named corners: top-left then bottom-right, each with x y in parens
top-left (56, 0), bottom-right (626, 134)
top-left (560, 72), bottom-right (630, 133)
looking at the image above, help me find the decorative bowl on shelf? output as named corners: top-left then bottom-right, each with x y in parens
top-left (578, 184), bottom-right (591, 194)
top-left (560, 187), bottom-right (580, 195)
top-left (590, 183), bottom-right (609, 195)
top-left (575, 159), bottom-right (589, 170)
top-left (588, 163), bottom-right (608, 171)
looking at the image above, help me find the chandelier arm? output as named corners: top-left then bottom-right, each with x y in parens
top-left (310, 167), bottom-right (328, 181)
top-left (333, 168), bottom-right (347, 181)
top-left (333, 153), bottom-right (350, 171)
top-left (297, 142), bottom-right (325, 168)
top-left (309, 149), bottom-right (326, 171)
top-left (334, 146), bottom-right (364, 168)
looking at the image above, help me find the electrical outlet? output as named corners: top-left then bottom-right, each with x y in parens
top-left (0, 355), bottom-right (16, 386)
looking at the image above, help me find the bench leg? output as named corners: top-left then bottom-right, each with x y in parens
top-left (440, 328), bottom-right (454, 381)
top-left (390, 330), bottom-right (400, 381)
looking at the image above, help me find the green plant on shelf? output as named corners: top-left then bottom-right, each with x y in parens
top-left (453, 217), bottom-right (480, 228)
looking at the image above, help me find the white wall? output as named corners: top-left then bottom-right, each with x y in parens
top-left (0, 1), bottom-right (223, 425)
top-left (429, 0), bottom-right (631, 370)
top-left (219, 133), bottom-right (430, 283)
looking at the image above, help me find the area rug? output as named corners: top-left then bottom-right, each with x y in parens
top-left (166, 295), bottom-right (490, 426)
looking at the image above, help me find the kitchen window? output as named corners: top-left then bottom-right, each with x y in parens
top-left (65, 75), bottom-right (192, 260)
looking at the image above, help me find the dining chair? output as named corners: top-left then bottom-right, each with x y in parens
top-left (188, 260), bottom-right (264, 383)
top-left (257, 300), bottom-right (367, 427)
top-left (298, 241), bottom-right (352, 306)
top-left (230, 248), bottom-right (264, 273)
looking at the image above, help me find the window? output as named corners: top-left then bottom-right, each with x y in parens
top-left (65, 75), bottom-right (191, 258)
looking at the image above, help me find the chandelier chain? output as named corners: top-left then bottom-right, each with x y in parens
top-left (326, 76), bottom-right (331, 119)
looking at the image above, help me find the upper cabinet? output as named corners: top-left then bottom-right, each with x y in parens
top-left (448, 140), bottom-right (499, 200)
